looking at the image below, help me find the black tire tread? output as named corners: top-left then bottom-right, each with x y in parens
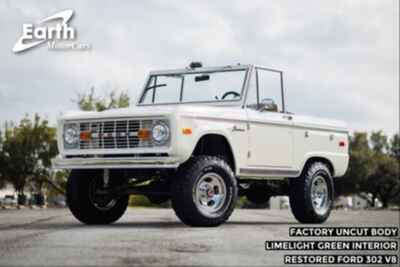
top-left (289, 162), bottom-right (333, 223)
top-left (67, 170), bottom-right (129, 225)
top-left (171, 156), bottom-right (237, 227)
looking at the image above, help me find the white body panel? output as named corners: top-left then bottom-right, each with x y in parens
top-left (246, 109), bottom-right (293, 168)
top-left (54, 64), bottom-right (349, 179)
top-left (55, 104), bottom-right (349, 178)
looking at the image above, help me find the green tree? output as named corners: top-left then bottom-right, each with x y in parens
top-left (0, 115), bottom-right (60, 203)
top-left (370, 130), bottom-right (389, 154)
top-left (366, 154), bottom-right (399, 208)
top-left (336, 132), bottom-right (376, 196)
top-left (76, 86), bottom-right (130, 111)
top-left (1, 119), bottom-right (34, 200)
top-left (336, 131), bottom-right (400, 208)
top-left (0, 129), bottom-right (6, 189)
top-left (366, 131), bottom-right (400, 207)
top-left (390, 134), bottom-right (400, 160)
top-left (390, 134), bottom-right (400, 206)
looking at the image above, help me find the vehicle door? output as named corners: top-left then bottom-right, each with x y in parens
top-left (245, 67), bottom-right (294, 168)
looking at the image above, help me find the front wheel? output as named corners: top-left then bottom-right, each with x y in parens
top-left (289, 162), bottom-right (334, 223)
top-left (66, 170), bottom-right (129, 224)
top-left (171, 156), bottom-right (238, 227)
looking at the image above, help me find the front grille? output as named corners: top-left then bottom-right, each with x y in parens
top-left (79, 119), bottom-right (153, 149)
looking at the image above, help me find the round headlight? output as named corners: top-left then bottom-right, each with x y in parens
top-left (151, 121), bottom-right (170, 145)
top-left (64, 124), bottom-right (79, 147)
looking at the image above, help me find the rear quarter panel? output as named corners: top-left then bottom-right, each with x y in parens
top-left (292, 116), bottom-right (349, 177)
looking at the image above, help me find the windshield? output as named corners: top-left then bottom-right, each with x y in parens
top-left (139, 69), bottom-right (247, 104)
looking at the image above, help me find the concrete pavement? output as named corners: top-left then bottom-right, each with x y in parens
top-left (0, 208), bottom-right (398, 266)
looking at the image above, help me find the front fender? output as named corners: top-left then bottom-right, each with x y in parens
top-left (175, 115), bottom-right (248, 174)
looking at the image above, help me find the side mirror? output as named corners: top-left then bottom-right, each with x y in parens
top-left (259, 98), bottom-right (278, 112)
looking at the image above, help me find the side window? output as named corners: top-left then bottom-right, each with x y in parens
top-left (246, 69), bottom-right (258, 109)
top-left (256, 69), bottom-right (283, 112)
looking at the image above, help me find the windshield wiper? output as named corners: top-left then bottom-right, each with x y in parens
top-left (145, 83), bottom-right (167, 91)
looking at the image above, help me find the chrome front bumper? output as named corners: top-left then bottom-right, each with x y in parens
top-left (52, 156), bottom-right (180, 169)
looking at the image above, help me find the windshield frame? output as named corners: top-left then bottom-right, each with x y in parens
top-left (137, 65), bottom-right (251, 106)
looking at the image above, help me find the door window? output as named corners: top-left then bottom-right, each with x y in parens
top-left (246, 67), bottom-right (284, 112)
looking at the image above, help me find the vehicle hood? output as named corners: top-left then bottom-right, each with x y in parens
top-left (58, 104), bottom-right (242, 121)
top-left (59, 105), bottom-right (179, 121)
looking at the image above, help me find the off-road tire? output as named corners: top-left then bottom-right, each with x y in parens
top-left (289, 162), bottom-right (334, 223)
top-left (171, 156), bottom-right (238, 227)
top-left (66, 170), bottom-right (129, 224)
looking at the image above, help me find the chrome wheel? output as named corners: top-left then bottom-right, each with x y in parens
top-left (311, 176), bottom-right (329, 215)
top-left (89, 178), bottom-right (117, 211)
top-left (194, 173), bottom-right (227, 217)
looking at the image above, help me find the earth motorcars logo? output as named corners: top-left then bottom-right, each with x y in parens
top-left (13, 9), bottom-right (91, 53)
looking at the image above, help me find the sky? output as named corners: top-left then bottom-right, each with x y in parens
top-left (0, 0), bottom-right (398, 135)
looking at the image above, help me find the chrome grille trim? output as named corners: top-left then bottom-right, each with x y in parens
top-left (78, 119), bottom-right (153, 150)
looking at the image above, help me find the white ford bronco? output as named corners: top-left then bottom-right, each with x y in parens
top-left (54, 63), bottom-right (349, 226)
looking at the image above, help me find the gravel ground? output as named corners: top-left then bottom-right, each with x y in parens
top-left (0, 208), bottom-right (398, 266)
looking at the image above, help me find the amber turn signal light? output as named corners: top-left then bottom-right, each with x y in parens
top-left (79, 131), bottom-right (91, 141)
top-left (138, 128), bottom-right (151, 140)
top-left (182, 128), bottom-right (192, 135)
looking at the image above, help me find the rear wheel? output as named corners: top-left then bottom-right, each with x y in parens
top-left (171, 156), bottom-right (237, 227)
top-left (66, 170), bottom-right (129, 224)
top-left (289, 162), bottom-right (334, 223)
